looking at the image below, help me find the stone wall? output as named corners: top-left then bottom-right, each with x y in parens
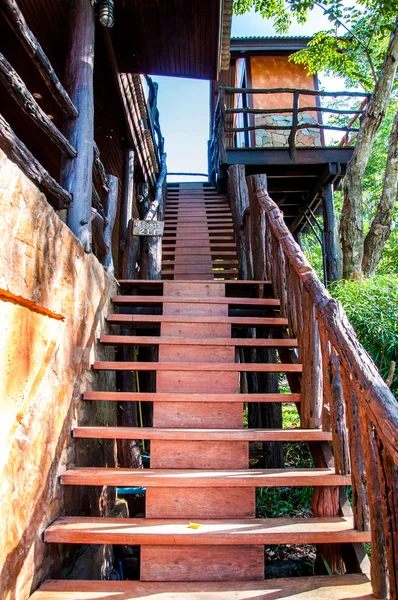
top-left (0, 151), bottom-right (118, 599)
top-left (254, 114), bottom-right (322, 148)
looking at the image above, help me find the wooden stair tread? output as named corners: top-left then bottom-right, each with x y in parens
top-left (82, 391), bottom-right (301, 402)
top-left (117, 279), bottom-right (271, 285)
top-left (100, 335), bottom-right (298, 347)
top-left (61, 467), bottom-right (349, 488)
top-left (93, 361), bottom-right (302, 372)
top-left (31, 575), bottom-right (374, 599)
top-left (112, 296), bottom-right (280, 306)
top-left (73, 427), bottom-right (330, 441)
top-left (106, 315), bottom-right (289, 326)
top-left (44, 516), bottom-right (370, 545)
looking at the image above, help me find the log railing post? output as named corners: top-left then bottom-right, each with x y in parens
top-left (340, 372), bottom-right (370, 532)
top-left (219, 88), bottom-right (227, 165)
top-left (61, 0), bottom-right (95, 252)
top-left (247, 174), bottom-right (268, 280)
top-left (120, 149), bottom-right (135, 252)
top-left (375, 435), bottom-right (398, 598)
top-left (246, 173), bottom-right (283, 468)
top-left (321, 183), bottom-right (340, 285)
top-left (102, 175), bottom-right (118, 275)
top-left (300, 289), bottom-right (323, 429)
top-left (288, 90), bottom-right (299, 162)
top-left (358, 403), bottom-right (388, 598)
top-left (228, 165), bottom-right (250, 279)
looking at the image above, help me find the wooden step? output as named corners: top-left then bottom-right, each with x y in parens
top-left (61, 467), bottom-right (350, 487)
top-left (93, 361), bottom-right (302, 372)
top-left (82, 391), bottom-right (301, 403)
top-left (72, 427), bottom-right (330, 441)
top-left (100, 335), bottom-right (297, 347)
top-left (162, 260), bottom-right (239, 266)
top-left (163, 250), bottom-right (238, 256)
top-left (44, 516), bottom-right (370, 545)
top-left (112, 296), bottom-right (280, 306)
top-left (106, 315), bottom-right (289, 326)
top-left (29, 574), bottom-right (375, 599)
top-left (117, 279), bottom-right (272, 286)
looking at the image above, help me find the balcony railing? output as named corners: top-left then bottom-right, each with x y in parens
top-left (209, 86), bottom-right (370, 180)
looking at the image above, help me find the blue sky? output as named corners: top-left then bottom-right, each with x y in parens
top-left (153, 8), bottom-right (342, 182)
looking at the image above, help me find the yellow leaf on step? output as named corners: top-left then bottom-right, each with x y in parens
top-left (188, 522), bottom-right (201, 529)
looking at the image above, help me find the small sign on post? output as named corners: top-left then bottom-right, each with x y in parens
top-left (133, 220), bottom-right (164, 236)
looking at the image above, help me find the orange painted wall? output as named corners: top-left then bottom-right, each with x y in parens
top-left (249, 55), bottom-right (317, 114)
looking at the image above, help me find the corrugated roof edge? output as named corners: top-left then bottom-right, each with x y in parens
top-left (231, 36), bottom-right (312, 40)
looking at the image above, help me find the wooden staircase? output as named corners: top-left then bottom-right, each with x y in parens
top-left (31, 183), bottom-right (374, 598)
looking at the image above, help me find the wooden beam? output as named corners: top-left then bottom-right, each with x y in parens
top-left (0, 0), bottom-right (78, 118)
top-left (0, 53), bottom-right (77, 158)
top-left (61, 0), bottom-right (95, 252)
top-left (0, 113), bottom-right (71, 208)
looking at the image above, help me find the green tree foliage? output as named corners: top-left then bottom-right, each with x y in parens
top-left (233, 0), bottom-right (398, 90)
top-left (330, 275), bottom-right (398, 395)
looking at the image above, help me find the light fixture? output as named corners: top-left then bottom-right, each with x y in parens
top-left (99, 0), bottom-right (115, 28)
top-left (33, 92), bottom-right (43, 99)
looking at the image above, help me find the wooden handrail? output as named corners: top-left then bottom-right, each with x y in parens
top-left (221, 86), bottom-right (370, 97)
top-left (0, 0), bottom-right (78, 118)
top-left (253, 184), bottom-right (397, 598)
top-left (256, 187), bottom-right (398, 466)
top-left (0, 52), bottom-right (77, 158)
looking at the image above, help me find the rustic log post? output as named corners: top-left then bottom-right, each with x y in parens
top-left (61, 0), bottom-right (95, 252)
top-left (321, 183), bottom-right (340, 285)
top-left (242, 208), bottom-right (253, 280)
top-left (341, 372), bottom-right (370, 532)
top-left (318, 334), bottom-right (350, 474)
top-left (219, 88), bottom-right (227, 165)
top-left (288, 90), bottom-right (299, 162)
top-left (247, 174), bottom-right (268, 280)
top-left (91, 208), bottom-right (108, 262)
top-left (375, 435), bottom-right (398, 598)
top-left (120, 149), bottom-right (135, 251)
top-left (122, 221), bottom-right (140, 280)
top-left (246, 173), bottom-right (283, 468)
top-left (357, 403), bottom-right (388, 598)
top-left (102, 175), bottom-right (118, 274)
top-left (300, 289), bottom-right (323, 429)
top-left (228, 165), bottom-right (250, 279)
top-left (0, 0), bottom-right (78, 118)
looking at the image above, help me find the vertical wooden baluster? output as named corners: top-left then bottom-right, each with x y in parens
top-left (357, 404), bottom-right (388, 598)
top-left (341, 371), bottom-right (370, 533)
top-left (300, 289), bottom-right (322, 429)
top-left (375, 433), bottom-right (398, 599)
top-left (102, 175), bottom-right (118, 274)
top-left (228, 164), bottom-right (250, 279)
top-left (285, 261), bottom-right (298, 339)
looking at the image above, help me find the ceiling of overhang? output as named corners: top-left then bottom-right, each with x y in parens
top-left (112, 0), bottom-right (221, 79)
top-left (13, 0), bottom-right (225, 80)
